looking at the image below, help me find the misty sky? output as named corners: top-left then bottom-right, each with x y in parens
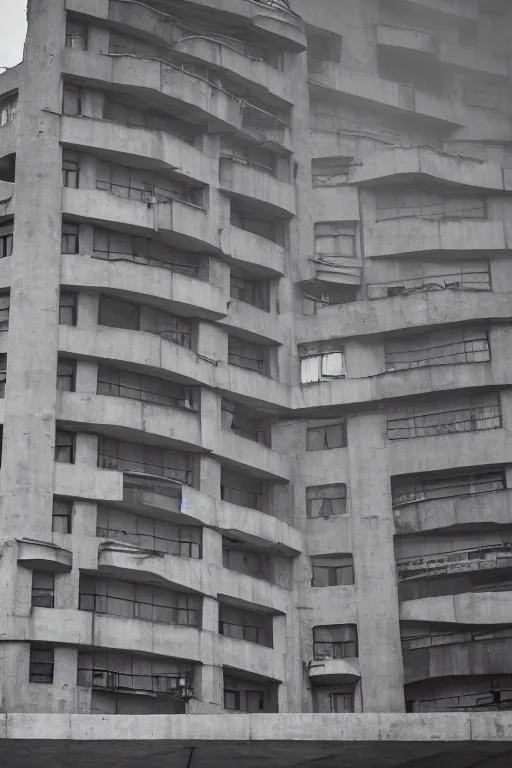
top-left (0, 0), bottom-right (27, 70)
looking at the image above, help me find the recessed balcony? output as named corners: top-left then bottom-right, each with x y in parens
top-left (17, 539), bottom-right (72, 573)
top-left (396, 543), bottom-right (512, 583)
top-left (228, 225), bottom-right (286, 276)
top-left (400, 590), bottom-right (512, 625)
top-left (219, 158), bottom-right (295, 217)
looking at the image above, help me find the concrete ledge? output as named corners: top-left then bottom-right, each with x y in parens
top-left (17, 539), bottom-right (73, 573)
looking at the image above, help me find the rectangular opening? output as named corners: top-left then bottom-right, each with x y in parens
top-left (311, 554), bottom-right (354, 587)
top-left (300, 351), bottom-right (346, 384)
top-left (306, 484), bottom-right (347, 518)
top-left (55, 430), bottom-right (75, 464)
top-left (96, 158), bottom-right (205, 207)
top-left (219, 603), bottom-right (273, 647)
top-left (315, 223), bottom-right (356, 259)
top-left (62, 85), bottom-right (82, 116)
top-left (0, 95), bottom-right (18, 127)
top-left (29, 645), bottom-right (54, 683)
top-left (31, 572), bottom-right (55, 609)
top-left (306, 419), bottom-right (347, 451)
top-left (228, 335), bottom-right (269, 376)
top-left (61, 222), bottom-right (79, 254)
top-left (77, 651), bottom-right (194, 695)
top-left (66, 19), bottom-right (88, 50)
top-left (392, 468), bottom-right (506, 507)
top-left (98, 365), bottom-right (195, 410)
top-left (52, 498), bottom-right (73, 534)
top-left (221, 400), bottom-right (269, 445)
top-left (0, 220), bottom-right (13, 258)
top-left (98, 296), bottom-right (192, 348)
top-left (62, 150), bottom-right (80, 189)
top-left (385, 326), bottom-right (490, 371)
top-left (312, 157), bottom-right (351, 187)
top-left (59, 292), bottom-right (77, 326)
top-left (98, 437), bottom-right (194, 486)
top-left (221, 468), bottom-right (265, 511)
top-left (230, 270), bottom-right (270, 312)
top-left (223, 672), bottom-right (278, 713)
top-left (222, 537), bottom-right (272, 581)
top-left (313, 625), bottom-right (358, 659)
top-left (57, 358), bottom-right (76, 392)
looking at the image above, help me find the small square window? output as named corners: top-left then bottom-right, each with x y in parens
top-left (61, 223), bottom-right (79, 255)
top-left (29, 645), bottom-right (54, 683)
top-left (57, 359), bottom-right (76, 391)
top-left (62, 152), bottom-right (80, 189)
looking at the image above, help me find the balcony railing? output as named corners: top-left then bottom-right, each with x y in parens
top-left (402, 626), bottom-right (512, 651)
top-left (123, 471), bottom-right (186, 498)
top-left (397, 543), bottom-right (512, 581)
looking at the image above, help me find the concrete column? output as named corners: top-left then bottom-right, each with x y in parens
top-left (347, 413), bottom-right (405, 712)
top-left (0, 0), bottom-right (67, 538)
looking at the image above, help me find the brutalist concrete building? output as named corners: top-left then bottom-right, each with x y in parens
top-left (2, 0), bottom-right (512, 764)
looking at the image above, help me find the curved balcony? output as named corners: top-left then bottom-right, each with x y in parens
top-left (219, 158), bottom-right (295, 217)
top-left (351, 146), bottom-right (505, 190)
top-left (297, 289), bottom-right (512, 345)
top-left (400, 591), bottom-right (512, 625)
top-left (56, 391), bottom-right (203, 452)
top-left (63, 49), bottom-right (291, 151)
top-left (62, 188), bottom-right (224, 255)
top-left (17, 539), bottom-right (72, 573)
top-left (389, 427), bottom-right (509, 478)
top-left (396, 543), bottom-right (512, 583)
top-left (405, 674), bottom-right (512, 713)
top-left (403, 630), bottom-right (512, 685)
top-left (363, 219), bottom-right (511, 259)
top-left (228, 225), bottom-right (285, 276)
top-left (60, 253), bottom-right (227, 321)
top-left (308, 63), bottom-right (462, 128)
top-left (216, 430), bottom-right (290, 482)
top-left (120, 476), bottom-right (302, 554)
top-left (394, 487), bottom-right (512, 534)
top-left (308, 657), bottom-right (360, 683)
top-left (216, 567), bottom-right (288, 614)
top-left (60, 115), bottom-right (217, 187)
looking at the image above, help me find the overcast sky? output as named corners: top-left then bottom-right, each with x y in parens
top-left (0, 0), bottom-right (27, 70)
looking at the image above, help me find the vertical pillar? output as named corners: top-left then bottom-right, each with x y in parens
top-left (0, 0), bottom-right (67, 538)
top-left (347, 413), bottom-right (405, 712)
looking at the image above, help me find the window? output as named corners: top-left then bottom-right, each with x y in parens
top-left (66, 20), bottom-right (88, 49)
top-left (61, 222), bottom-right (79, 254)
top-left (97, 506), bottom-right (202, 558)
top-left (387, 392), bottom-right (502, 440)
top-left (222, 539), bottom-right (271, 581)
top-left (230, 206), bottom-right (278, 243)
top-left (230, 274), bottom-right (270, 312)
top-left (29, 646), bottom-right (54, 683)
top-left (376, 189), bottom-right (486, 221)
top-left (313, 625), bottom-right (358, 659)
top-left (98, 297), bottom-right (192, 348)
top-left (62, 85), bottom-right (82, 116)
top-left (311, 555), bottom-right (354, 587)
top-left (98, 437), bottom-right (193, 486)
top-left (221, 468), bottom-right (264, 511)
top-left (31, 572), bottom-right (55, 608)
top-left (52, 498), bottom-right (73, 533)
top-left (385, 327), bottom-right (490, 371)
top-left (77, 651), bottom-right (194, 694)
top-left (312, 157), bottom-right (351, 187)
top-left (392, 469), bottom-right (506, 507)
top-left (221, 401), bottom-right (267, 444)
top-left (0, 354), bottom-right (6, 397)
top-left (57, 359), bottom-right (76, 391)
top-left (62, 151), bottom-right (80, 188)
top-left (98, 296), bottom-right (139, 331)
top-left (0, 97), bottom-right (17, 127)
top-left (307, 29), bottom-right (342, 64)
top-left (0, 221), bottom-right (13, 258)
top-left (330, 690), bottom-right (354, 713)
top-left (228, 336), bottom-right (268, 375)
top-left (96, 159), bottom-right (204, 206)
top-left (219, 604), bottom-right (273, 647)
top-left (300, 351), bottom-right (346, 383)
top-left (55, 430), bottom-right (75, 463)
top-left (306, 420), bottom-right (347, 451)
top-left (98, 366), bottom-right (194, 409)
top-left (92, 227), bottom-right (200, 277)
top-left (314, 223), bottom-right (356, 259)
top-left (220, 138), bottom-right (277, 176)
top-left (223, 675), bottom-right (275, 712)
top-left (0, 295), bottom-right (9, 332)
top-left (306, 484), bottom-right (347, 518)
top-left (79, 576), bottom-right (201, 626)
top-left (59, 292), bottom-right (77, 325)
top-left (367, 261), bottom-right (491, 298)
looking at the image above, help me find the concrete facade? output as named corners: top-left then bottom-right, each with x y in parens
top-left (2, 0), bottom-right (512, 760)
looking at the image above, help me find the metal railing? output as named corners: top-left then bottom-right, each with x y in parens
top-left (397, 543), bottom-right (512, 581)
